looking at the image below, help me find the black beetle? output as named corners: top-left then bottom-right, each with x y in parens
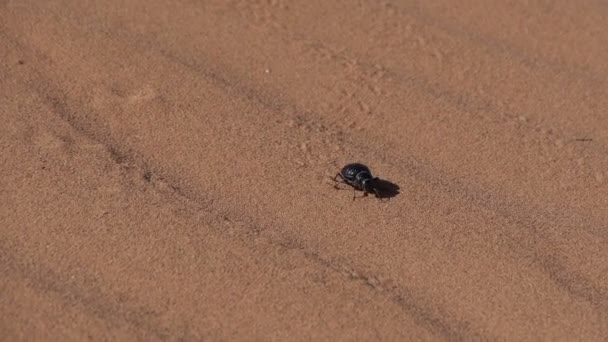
top-left (332, 163), bottom-right (384, 201)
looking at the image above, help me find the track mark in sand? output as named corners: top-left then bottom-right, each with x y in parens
top-left (541, 256), bottom-right (608, 314)
top-left (376, 0), bottom-right (605, 85)
top-left (0, 242), bottom-right (171, 341)
top-left (45, 93), bottom-right (191, 201)
top-left (275, 239), bottom-right (474, 341)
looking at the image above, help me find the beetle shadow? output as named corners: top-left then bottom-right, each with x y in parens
top-left (371, 178), bottom-right (400, 200)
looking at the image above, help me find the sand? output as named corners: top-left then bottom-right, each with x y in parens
top-left (1, 0), bottom-right (607, 340)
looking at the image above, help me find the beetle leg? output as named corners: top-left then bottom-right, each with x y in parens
top-left (373, 189), bottom-right (385, 202)
top-left (334, 183), bottom-right (350, 190)
top-left (331, 173), bottom-right (351, 190)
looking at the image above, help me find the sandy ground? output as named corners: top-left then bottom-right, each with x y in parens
top-left (1, 1), bottom-right (608, 340)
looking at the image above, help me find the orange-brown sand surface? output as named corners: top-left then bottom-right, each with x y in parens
top-left (2, 1), bottom-right (608, 340)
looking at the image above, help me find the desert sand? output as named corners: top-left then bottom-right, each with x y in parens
top-left (1, 0), bottom-right (607, 340)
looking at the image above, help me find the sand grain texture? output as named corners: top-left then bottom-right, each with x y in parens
top-left (1, 0), bottom-right (608, 341)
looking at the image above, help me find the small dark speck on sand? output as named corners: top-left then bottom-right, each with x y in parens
top-left (143, 171), bottom-right (152, 182)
